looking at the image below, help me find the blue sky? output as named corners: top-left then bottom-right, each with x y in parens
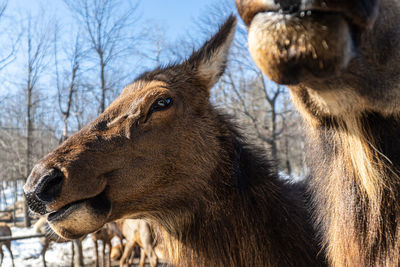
top-left (7, 0), bottom-right (233, 42)
top-left (0, 0), bottom-right (240, 98)
top-left (140, 0), bottom-right (222, 39)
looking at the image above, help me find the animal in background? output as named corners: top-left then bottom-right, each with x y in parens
top-left (110, 243), bottom-right (123, 261)
top-left (34, 216), bottom-right (83, 267)
top-left (0, 223), bottom-right (13, 267)
top-left (117, 219), bottom-right (158, 267)
top-left (91, 222), bottom-right (124, 267)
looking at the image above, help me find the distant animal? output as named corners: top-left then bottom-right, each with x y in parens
top-left (91, 222), bottom-right (124, 267)
top-left (118, 219), bottom-right (158, 267)
top-left (110, 243), bottom-right (123, 261)
top-left (0, 223), bottom-right (13, 267)
top-left (0, 212), bottom-right (12, 222)
top-left (25, 16), bottom-right (324, 266)
top-left (236, 0), bottom-right (400, 265)
top-left (34, 216), bottom-right (80, 267)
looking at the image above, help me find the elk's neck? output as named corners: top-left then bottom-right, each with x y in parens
top-left (155, 131), bottom-right (322, 267)
top-left (308, 113), bottom-right (400, 266)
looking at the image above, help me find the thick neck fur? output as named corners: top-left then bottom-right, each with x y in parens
top-left (307, 113), bottom-right (400, 266)
top-left (152, 113), bottom-right (324, 267)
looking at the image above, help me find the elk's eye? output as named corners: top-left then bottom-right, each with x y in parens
top-left (144, 97), bottom-right (173, 123)
top-left (152, 97), bottom-right (172, 111)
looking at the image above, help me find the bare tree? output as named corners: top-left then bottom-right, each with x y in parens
top-left (54, 28), bottom-right (86, 141)
top-left (64, 0), bottom-right (141, 113)
top-left (0, 1), bottom-right (19, 72)
top-left (259, 75), bottom-right (285, 164)
top-left (189, 0), bottom-right (306, 176)
top-left (22, 13), bottom-right (53, 227)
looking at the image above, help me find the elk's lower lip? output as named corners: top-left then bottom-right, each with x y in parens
top-left (48, 199), bottom-right (85, 222)
top-left (48, 188), bottom-right (109, 222)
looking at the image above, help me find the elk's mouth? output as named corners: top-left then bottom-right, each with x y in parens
top-left (47, 188), bottom-right (110, 222)
top-left (257, 8), bottom-right (359, 24)
top-left (47, 199), bottom-right (84, 222)
top-left (47, 187), bottom-right (111, 240)
top-left (246, 7), bottom-right (360, 85)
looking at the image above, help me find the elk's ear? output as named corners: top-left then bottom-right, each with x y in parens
top-left (187, 15), bottom-right (236, 90)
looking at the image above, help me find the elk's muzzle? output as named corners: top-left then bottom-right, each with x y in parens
top-left (24, 164), bottom-right (65, 214)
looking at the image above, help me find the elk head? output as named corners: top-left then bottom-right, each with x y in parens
top-left (24, 16), bottom-right (237, 240)
top-left (236, 0), bottom-right (400, 119)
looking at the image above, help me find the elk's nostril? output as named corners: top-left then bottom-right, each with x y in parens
top-left (35, 169), bottom-right (64, 203)
top-left (25, 192), bottom-right (48, 215)
top-left (282, 5), bottom-right (299, 14)
top-left (276, 0), bottom-right (300, 14)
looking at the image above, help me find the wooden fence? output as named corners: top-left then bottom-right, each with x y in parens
top-left (0, 233), bottom-right (45, 241)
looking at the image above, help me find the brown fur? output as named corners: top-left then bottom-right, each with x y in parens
top-left (237, 0), bottom-right (400, 266)
top-left (24, 16), bottom-right (324, 266)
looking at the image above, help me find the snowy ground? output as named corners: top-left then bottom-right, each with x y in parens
top-left (2, 226), bottom-right (102, 267)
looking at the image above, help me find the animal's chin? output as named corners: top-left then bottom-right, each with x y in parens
top-left (47, 189), bottom-right (111, 240)
top-left (248, 11), bottom-right (356, 85)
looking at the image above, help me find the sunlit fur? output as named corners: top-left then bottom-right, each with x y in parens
top-left (145, 128), bottom-right (324, 266)
top-left (248, 12), bottom-right (353, 84)
top-left (306, 114), bottom-right (400, 266)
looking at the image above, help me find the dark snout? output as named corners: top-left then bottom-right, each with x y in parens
top-left (24, 165), bottom-right (64, 215)
top-left (236, 0), bottom-right (379, 27)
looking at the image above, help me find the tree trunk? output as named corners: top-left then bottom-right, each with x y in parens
top-left (1, 185), bottom-right (7, 209)
top-left (270, 103), bottom-right (279, 171)
top-left (284, 134), bottom-right (292, 175)
top-left (24, 85), bottom-right (32, 227)
top-left (100, 55), bottom-right (106, 113)
top-left (13, 179), bottom-right (17, 226)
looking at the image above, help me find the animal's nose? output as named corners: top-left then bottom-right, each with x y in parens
top-left (236, 0), bottom-right (302, 27)
top-left (275, 0), bottom-right (300, 13)
top-left (34, 168), bottom-right (64, 203)
top-left (24, 167), bottom-right (64, 214)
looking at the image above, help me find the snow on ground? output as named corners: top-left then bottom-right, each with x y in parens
top-left (2, 226), bottom-right (104, 267)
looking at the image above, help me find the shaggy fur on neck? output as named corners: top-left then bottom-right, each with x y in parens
top-left (150, 112), bottom-right (325, 267)
top-left (307, 113), bottom-right (400, 266)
